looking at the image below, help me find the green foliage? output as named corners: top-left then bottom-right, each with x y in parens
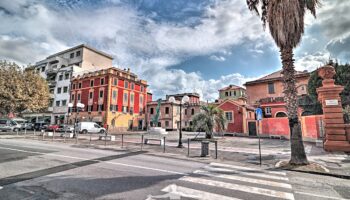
top-left (303, 62), bottom-right (350, 115)
top-left (0, 60), bottom-right (50, 115)
top-left (191, 105), bottom-right (226, 139)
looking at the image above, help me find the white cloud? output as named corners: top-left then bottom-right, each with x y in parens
top-left (295, 52), bottom-right (330, 72)
top-left (0, 0), bottom-right (271, 100)
top-left (209, 55), bottom-right (226, 62)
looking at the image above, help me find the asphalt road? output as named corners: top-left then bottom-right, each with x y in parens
top-left (0, 138), bottom-right (349, 200)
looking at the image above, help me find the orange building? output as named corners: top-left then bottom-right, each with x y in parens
top-left (70, 67), bottom-right (151, 132)
top-left (244, 70), bottom-right (310, 118)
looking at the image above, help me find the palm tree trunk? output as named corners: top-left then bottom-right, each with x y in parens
top-left (281, 47), bottom-right (309, 165)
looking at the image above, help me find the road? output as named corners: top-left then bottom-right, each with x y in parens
top-left (0, 138), bottom-right (349, 200)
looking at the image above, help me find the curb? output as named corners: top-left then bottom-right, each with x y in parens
top-left (283, 168), bottom-right (350, 180)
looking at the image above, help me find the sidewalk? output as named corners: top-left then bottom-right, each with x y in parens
top-left (1, 131), bottom-right (349, 178)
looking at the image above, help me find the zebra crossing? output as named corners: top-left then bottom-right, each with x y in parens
top-left (146, 162), bottom-right (294, 200)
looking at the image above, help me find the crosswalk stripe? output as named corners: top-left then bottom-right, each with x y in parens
top-left (180, 176), bottom-right (295, 200)
top-left (161, 184), bottom-right (242, 200)
top-left (210, 162), bottom-right (287, 176)
top-left (194, 170), bottom-right (292, 189)
top-left (204, 166), bottom-right (289, 181)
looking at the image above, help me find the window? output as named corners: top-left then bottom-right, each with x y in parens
top-left (165, 107), bottom-right (169, 114)
top-left (191, 108), bottom-right (195, 115)
top-left (89, 92), bottom-right (93, 99)
top-left (41, 67), bottom-right (45, 72)
top-left (131, 83), bottom-right (134, 90)
top-left (88, 105), bottom-right (93, 112)
top-left (113, 78), bottom-right (118, 86)
top-left (124, 81), bottom-right (128, 89)
top-left (65, 73), bottom-right (70, 79)
top-left (112, 91), bottom-right (117, 100)
top-left (90, 80), bottom-right (94, 87)
top-left (72, 84), bottom-right (76, 89)
top-left (130, 107), bottom-right (134, 114)
top-left (98, 104), bottom-right (104, 112)
top-left (225, 112), bottom-right (233, 122)
top-left (225, 92), bottom-right (229, 97)
top-left (99, 90), bottom-right (104, 98)
top-left (78, 83), bottom-right (82, 89)
top-left (265, 107), bottom-right (272, 115)
top-left (55, 101), bottom-right (60, 107)
top-left (268, 82), bottom-right (275, 94)
top-left (59, 75), bottom-right (63, 81)
top-left (76, 51), bottom-right (81, 57)
top-left (110, 104), bottom-right (118, 112)
top-left (122, 106), bottom-right (128, 113)
top-left (62, 100), bottom-right (67, 106)
top-left (49, 89), bottom-right (54, 94)
top-left (57, 87), bottom-right (62, 94)
top-left (71, 94), bottom-right (75, 101)
top-left (165, 121), bottom-right (169, 127)
top-left (100, 78), bottom-right (104, 85)
top-left (234, 91), bottom-right (236, 96)
top-left (70, 53), bottom-right (74, 58)
top-left (150, 108), bottom-right (154, 114)
top-left (141, 86), bottom-right (144, 92)
top-left (185, 109), bottom-right (188, 115)
top-left (123, 93), bottom-right (128, 103)
top-left (140, 96), bottom-right (143, 105)
top-left (77, 93), bottom-right (81, 102)
top-left (63, 86), bottom-right (68, 93)
top-left (130, 94), bottom-right (134, 104)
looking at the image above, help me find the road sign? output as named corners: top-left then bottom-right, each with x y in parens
top-left (255, 108), bottom-right (263, 121)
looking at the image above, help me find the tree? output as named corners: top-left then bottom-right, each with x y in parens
top-left (303, 61), bottom-right (350, 115)
top-left (0, 60), bottom-right (50, 115)
top-left (191, 105), bottom-right (226, 139)
top-left (247, 0), bottom-right (320, 165)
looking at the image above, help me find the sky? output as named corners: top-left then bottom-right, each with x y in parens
top-left (0, 0), bottom-right (349, 101)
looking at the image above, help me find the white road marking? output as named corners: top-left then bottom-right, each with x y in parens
top-left (0, 146), bottom-right (186, 175)
top-left (204, 166), bottom-right (289, 181)
top-left (194, 170), bottom-right (292, 189)
top-left (295, 191), bottom-right (348, 200)
top-left (180, 176), bottom-right (295, 200)
top-left (210, 162), bottom-right (287, 175)
top-left (161, 184), bottom-right (241, 200)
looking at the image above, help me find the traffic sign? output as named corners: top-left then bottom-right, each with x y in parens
top-left (255, 108), bottom-right (263, 121)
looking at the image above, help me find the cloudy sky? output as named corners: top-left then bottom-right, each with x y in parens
top-left (0, 0), bottom-right (349, 100)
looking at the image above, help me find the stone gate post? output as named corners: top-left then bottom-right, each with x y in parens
top-left (316, 65), bottom-right (350, 152)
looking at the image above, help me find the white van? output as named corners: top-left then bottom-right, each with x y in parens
top-left (0, 119), bottom-right (21, 132)
top-left (76, 122), bottom-right (106, 134)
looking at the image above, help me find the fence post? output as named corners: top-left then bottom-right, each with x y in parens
top-left (16, 129), bottom-right (19, 136)
top-left (64, 129), bottom-right (67, 143)
top-left (187, 138), bottom-right (190, 157)
top-left (89, 132), bottom-right (92, 145)
top-left (122, 134), bottom-right (124, 148)
top-left (215, 141), bottom-right (218, 159)
top-left (24, 128), bottom-right (27, 139)
top-left (141, 134), bottom-right (144, 150)
top-left (163, 137), bottom-right (166, 153)
top-left (52, 130), bottom-right (55, 141)
top-left (42, 130), bottom-right (45, 140)
top-left (75, 131), bottom-right (78, 144)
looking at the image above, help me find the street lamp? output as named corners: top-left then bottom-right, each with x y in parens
top-left (169, 95), bottom-right (189, 148)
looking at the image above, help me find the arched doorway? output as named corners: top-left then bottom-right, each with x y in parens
top-left (275, 112), bottom-right (287, 118)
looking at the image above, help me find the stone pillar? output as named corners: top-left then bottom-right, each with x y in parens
top-left (316, 65), bottom-right (350, 152)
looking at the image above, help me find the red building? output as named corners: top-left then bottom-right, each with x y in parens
top-left (70, 67), bottom-right (150, 131)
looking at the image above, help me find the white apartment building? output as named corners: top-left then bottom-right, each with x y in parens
top-left (24, 44), bottom-right (113, 124)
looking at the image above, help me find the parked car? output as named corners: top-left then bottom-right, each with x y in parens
top-left (0, 119), bottom-right (22, 132)
top-left (33, 122), bottom-right (49, 131)
top-left (76, 122), bottom-right (106, 134)
top-left (46, 124), bottom-right (60, 131)
top-left (57, 124), bottom-right (74, 133)
top-left (23, 123), bottom-right (34, 130)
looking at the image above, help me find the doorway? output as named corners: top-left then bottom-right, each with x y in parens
top-left (248, 121), bottom-right (257, 136)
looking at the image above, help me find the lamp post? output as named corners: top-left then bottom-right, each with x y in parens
top-left (169, 95), bottom-right (189, 148)
top-left (71, 102), bottom-right (85, 138)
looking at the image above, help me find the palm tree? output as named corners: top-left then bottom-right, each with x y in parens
top-left (246, 0), bottom-right (320, 165)
top-left (191, 105), bottom-right (226, 139)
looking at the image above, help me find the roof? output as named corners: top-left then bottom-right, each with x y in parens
top-left (215, 99), bottom-right (254, 110)
top-left (47, 44), bottom-right (113, 60)
top-left (244, 69), bottom-right (310, 86)
top-left (219, 84), bottom-right (245, 91)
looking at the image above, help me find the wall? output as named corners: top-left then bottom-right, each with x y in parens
top-left (81, 47), bottom-right (113, 70)
top-left (345, 124), bottom-right (350, 142)
top-left (258, 115), bottom-right (324, 141)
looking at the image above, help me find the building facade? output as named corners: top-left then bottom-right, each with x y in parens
top-left (24, 44), bottom-right (113, 124)
top-left (218, 85), bottom-right (246, 101)
top-left (146, 93), bottom-right (202, 130)
top-left (70, 67), bottom-right (149, 132)
top-left (244, 70), bottom-right (310, 118)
